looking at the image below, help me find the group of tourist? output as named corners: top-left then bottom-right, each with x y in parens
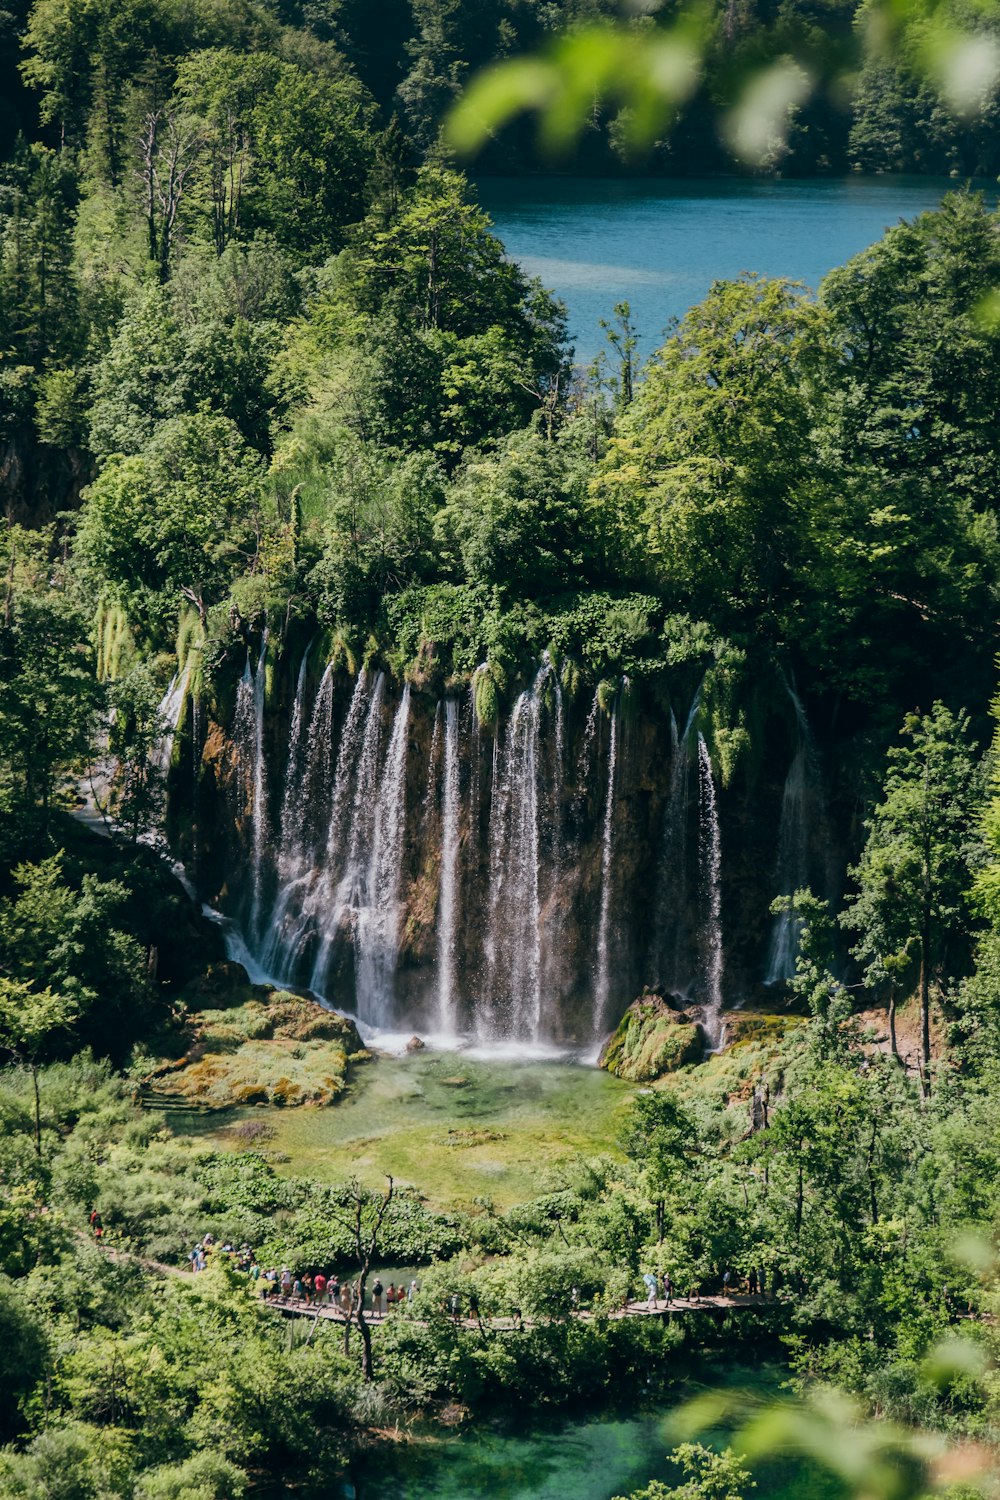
top-left (184, 1236), bottom-right (421, 1315)
top-left (186, 1234), bottom-right (254, 1274)
top-left (261, 1269), bottom-right (420, 1316)
top-left (640, 1267), bottom-right (769, 1307)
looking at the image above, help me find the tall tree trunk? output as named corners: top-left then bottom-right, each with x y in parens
top-left (888, 984), bottom-right (899, 1062)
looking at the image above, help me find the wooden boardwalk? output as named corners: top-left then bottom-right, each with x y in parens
top-left (260, 1293), bottom-right (771, 1331)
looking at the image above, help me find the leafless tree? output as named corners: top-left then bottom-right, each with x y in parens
top-left (327, 1176), bottom-right (395, 1382)
top-left (138, 109), bottom-right (201, 282)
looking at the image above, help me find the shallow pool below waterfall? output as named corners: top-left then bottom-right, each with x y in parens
top-left (173, 1050), bottom-right (636, 1210)
top-left (478, 174), bottom-right (994, 363)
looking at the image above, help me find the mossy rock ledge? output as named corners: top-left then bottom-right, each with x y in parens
top-left (599, 993), bottom-right (703, 1081)
top-left (143, 976), bottom-right (369, 1109)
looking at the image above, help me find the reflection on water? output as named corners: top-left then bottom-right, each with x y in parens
top-left (478, 175), bottom-right (990, 361)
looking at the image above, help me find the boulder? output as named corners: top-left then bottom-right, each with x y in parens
top-left (599, 993), bottom-right (703, 1081)
top-left (405, 1034), bottom-right (426, 1052)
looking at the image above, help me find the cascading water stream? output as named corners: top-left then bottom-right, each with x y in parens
top-left (151, 663), bottom-right (192, 777)
top-left (309, 672), bottom-right (385, 994)
top-left (233, 633), bottom-right (268, 943)
top-left (765, 684), bottom-right (821, 984)
top-left (436, 699), bottom-right (461, 1035)
top-left (482, 671), bottom-right (548, 1042)
top-left (593, 698), bottom-right (619, 1038)
top-left (355, 685), bottom-right (411, 1027)
top-left (259, 667), bottom-right (369, 981)
top-left (652, 686), bottom-right (702, 991)
top-left (697, 734), bottom-right (724, 1048)
top-left (277, 643), bottom-right (312, 858)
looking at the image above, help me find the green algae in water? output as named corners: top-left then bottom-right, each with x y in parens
top-left (174, 1053), bottom-right (635, 1209)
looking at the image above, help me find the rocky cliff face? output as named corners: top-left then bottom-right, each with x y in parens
top-left (165, 639), bottom-right (853, 1044)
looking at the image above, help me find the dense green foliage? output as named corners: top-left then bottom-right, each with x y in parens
top-left (4, 1), bottom-right (1000, 1495)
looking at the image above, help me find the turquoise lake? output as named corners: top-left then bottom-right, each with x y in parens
top-left (479, 175), bottom-right (989, 361)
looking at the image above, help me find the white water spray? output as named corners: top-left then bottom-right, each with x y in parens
top-left (436, 699), bottom-right (461, 1035)
top-left (593, 699), bottom-right (619, 1038)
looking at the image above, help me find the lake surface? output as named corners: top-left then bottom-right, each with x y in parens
top-left (479, 175), bottom-right (985, 362)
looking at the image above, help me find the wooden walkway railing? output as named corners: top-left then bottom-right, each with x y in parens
top-left (260, 1293), bottom-right (771, 1331)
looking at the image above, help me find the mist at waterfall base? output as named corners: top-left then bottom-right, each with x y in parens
top-left (188, 645), bottom-right (826, 1059)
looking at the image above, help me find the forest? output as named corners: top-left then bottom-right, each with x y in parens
top-left (4, 0), bottom-right (1000, 1496)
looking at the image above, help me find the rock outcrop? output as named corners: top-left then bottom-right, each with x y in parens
top-left (143, 984), bottom-right (369, 1108)
top-left (599, 992), bottom-right (703, 1081)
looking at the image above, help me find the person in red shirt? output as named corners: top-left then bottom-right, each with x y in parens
top-left (314, 1272), bottom-right (327, 1303)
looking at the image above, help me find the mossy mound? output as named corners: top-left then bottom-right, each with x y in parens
top-left (600, 994), bottom-right (703, 1081)
top-left (143, 986), bottom-right (369, 1109)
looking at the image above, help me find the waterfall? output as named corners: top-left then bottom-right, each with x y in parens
top-left (697, 734), bottom-right (724, 1047)
top-left (355, 685), bottom-right (411, 1027)
top-left (423, 701), bottom-right (442, 831)
top-left (151, 663), bottom-right (192, 776)
top-left (593, 699), bottom-right (618, 1038)
top-left (482, 672), bottom-right (547, 1041)
top-left (309, 672), bottom-right (386, 994)
top-left (259, 658), bottom-right (334, 977)
top-left (258, 667), bottom-right (368, 981)
top-left (652, 688), bottom-right (701, 990)
top-left (765, 685), bottom-right (820, 984)
top-left (233, 634), bottom-right (268, 942)
top-left (436, 699), bottom-right (461, 1035)
top-left (277, 643), bottom-right (312, 857)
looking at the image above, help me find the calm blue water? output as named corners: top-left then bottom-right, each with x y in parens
top-left (355, 1403), bottom-right (845, 1500)
top-left (479, 175), bottom-right (983, 362)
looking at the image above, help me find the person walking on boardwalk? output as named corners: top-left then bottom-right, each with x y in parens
top-left (643, 1271), bottom-right (658, 1309)
top-left (722, 1268), bottom-right (732, 1295)
top-left (748, 1269), bottom-right (757, 1296)
top-left (662, 1272), bottom-right (673, 1304)
top-left (372, 1277), bottom-right (384, 1318)
top-left (328, 1274), bottom-right (339, 1306)
top-left (408, 1278), bottom-right (419, 1304)
top-left (314, 1271), bottom-right (327, 1304)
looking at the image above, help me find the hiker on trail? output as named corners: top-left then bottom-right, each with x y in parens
top-left (408, 1279), bottom-right (419, 1304)
top-left (511, 1304), bottom-right (523, 1329)
top-left (662, 1273), bottom-right (673, 1304)
top-left (449, 1292), bottom-right (461, 1319)
top-left (722, 1268), bottom-right (732, 1295)
top-left (328, 1274), bottom-right (339, 1306)
top-left (643, 1272), bottom-right (658, 1309)
top-left (571, 1285), bottom-right (581, 1311)
top-left (292, 1276), bottom-right (304, 1301)
top-left (468, 1289), bottom-right (480, 1321)
top-left (747, 1269), bottom-right (757, 1296)
top-left (314, 1272), bottom-right (327, 1303)
top-left (280, 1267), bottom-right (293, 1297)
top-left (89, 1210), bottom-right (103, 1240)
top-left (304, 1274), bottom-right (316, 1305)
top-left (340, 1281), bottom-right (351, 1314)
top-left (386, 1282), bottom-right (398, 1309)
top-left (372, 1278), bottom-right (385, 1317)
top-left (249, 1260), bottom-right (261, 1286)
